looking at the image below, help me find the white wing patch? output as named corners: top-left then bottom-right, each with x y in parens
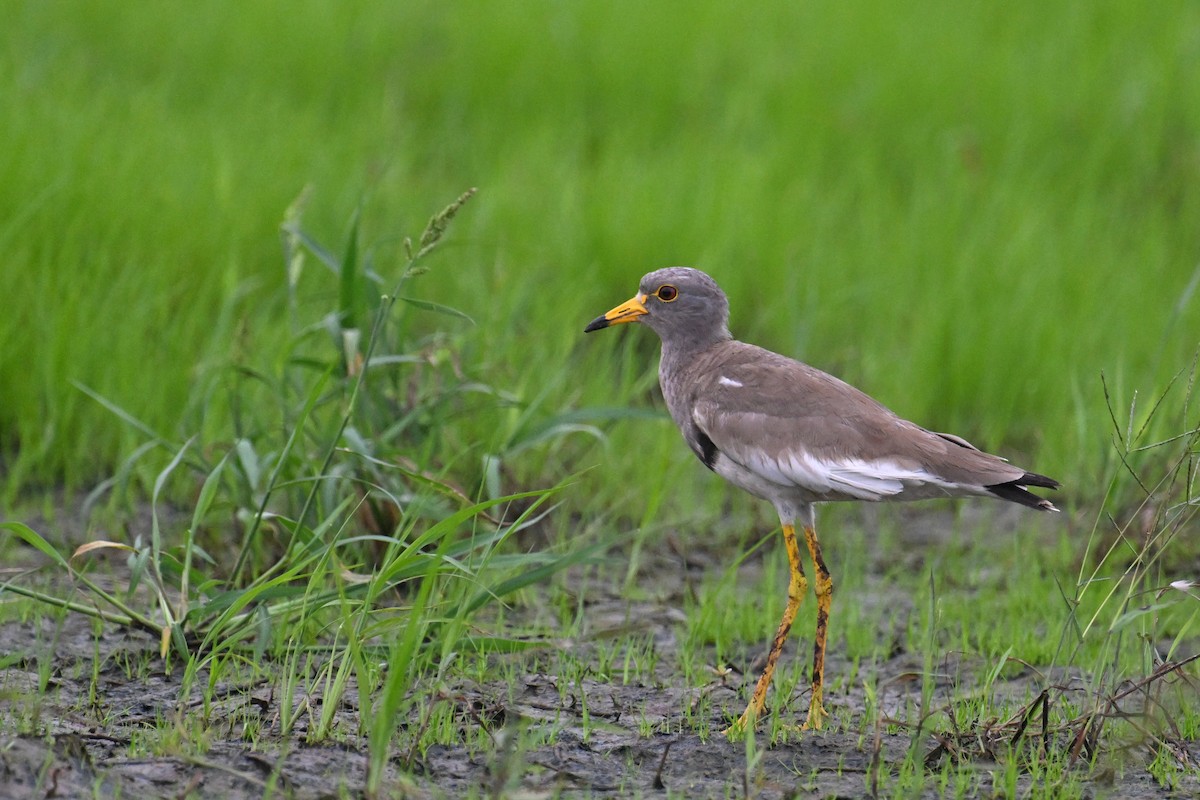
top-left (738, 449), bottom-right (976, 502)
top-left (718, 376), bottom-right (743, 388)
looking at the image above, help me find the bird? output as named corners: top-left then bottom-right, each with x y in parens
top-left (583, 267), bottom-right (1059, 735)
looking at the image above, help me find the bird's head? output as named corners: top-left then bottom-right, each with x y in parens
top-left (584, 267), bottom-right (732, 348)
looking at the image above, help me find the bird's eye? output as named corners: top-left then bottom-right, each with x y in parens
top-left (656, 285), bottom-right (678, 302)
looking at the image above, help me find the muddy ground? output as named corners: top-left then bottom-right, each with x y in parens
top-left (2, 504), bottom-right (1197, 799)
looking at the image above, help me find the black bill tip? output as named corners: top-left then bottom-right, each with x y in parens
top-left (583, 316), bottom-right (610, 333)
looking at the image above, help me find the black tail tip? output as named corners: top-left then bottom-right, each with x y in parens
top-left (987, 472), bottom-right (1061, 512)
top-left (1019, 471), bottom-right (1061, 490)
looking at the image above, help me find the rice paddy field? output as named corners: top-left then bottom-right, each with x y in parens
top-left (2, 2), bottom-right (1199, 798)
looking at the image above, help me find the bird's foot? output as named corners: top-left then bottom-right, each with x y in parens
top-left (720, 707), bottom-right (760, 738)
top-left (802, 698), bottom-right (829, 731)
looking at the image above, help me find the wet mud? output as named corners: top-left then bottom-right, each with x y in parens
top-left (2, 505), bottom-right (1197, 799)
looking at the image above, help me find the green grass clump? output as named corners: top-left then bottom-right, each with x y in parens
top-left (2, 194), bottom-right (608, 796)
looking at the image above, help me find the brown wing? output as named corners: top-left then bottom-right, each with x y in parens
top-left (687, 343), bottom-right (1026, 492)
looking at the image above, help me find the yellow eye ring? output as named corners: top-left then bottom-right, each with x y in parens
top-left (656, 284), bottom-right (678, 302)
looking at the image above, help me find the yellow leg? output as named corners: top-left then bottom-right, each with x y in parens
top-left (802, 523), bottom-right (832, 730)
top-left (723, 523), bottom-right (807, 735)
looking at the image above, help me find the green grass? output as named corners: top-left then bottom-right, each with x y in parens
top-left (3, 0), bottom-right (1200, 505)
top-left (2, 2), bottom-right (1199, 798)
top-left (2, 196), bottom-right (608, 795)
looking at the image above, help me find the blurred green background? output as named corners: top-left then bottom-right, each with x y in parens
top-left (3, 0), bottom-right (1199, 512)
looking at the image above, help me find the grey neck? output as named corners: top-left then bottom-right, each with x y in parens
top-left (657, 324), bottom-right (733, 361)
top-left (657, 327), bottom-right (732, 382)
